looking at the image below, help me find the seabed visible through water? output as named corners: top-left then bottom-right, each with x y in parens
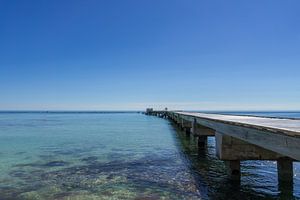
top-left (0, 112), bottom-right (299, 199)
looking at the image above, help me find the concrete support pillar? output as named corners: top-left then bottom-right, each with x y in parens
top-left (225, 160), bottom-right (241, 181)
top-left (198, 136), bottom-right (207, 149)
top-left (277, 158), bottom-right (294, 197)
top-left (277, 158), bottom-right (293, 183)
top-left (180, 118), bottom-right (184, 130)
top-left (185, 127), bottom-right (191, 137)
top-left (277, 158), bottom-right (293, 182)
top-left (175, 116), bottom-right (180, 125)
top-left (191, 118), bottom-right (197, 135)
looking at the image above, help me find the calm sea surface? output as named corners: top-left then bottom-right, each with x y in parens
top-left (0, 112), bottom-right (299, 200)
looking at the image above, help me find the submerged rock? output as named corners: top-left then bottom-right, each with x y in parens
top-left (81, 156), bottom-right (98, 163)
top-left (14, 160), bottom-right (69, 168)
top-left (43, 161), bottom-right (69, 167)
top-left (18, 191), bottom-right (42, 200)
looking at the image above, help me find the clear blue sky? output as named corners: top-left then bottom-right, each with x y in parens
top-left (0, 0), bottom-right (299, 111)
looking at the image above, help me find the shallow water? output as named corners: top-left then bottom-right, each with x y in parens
top-left (0, 112), bottom-right (299, 199)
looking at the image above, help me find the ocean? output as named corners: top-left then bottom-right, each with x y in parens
top-left (0, 111), bottom-right (299, 199)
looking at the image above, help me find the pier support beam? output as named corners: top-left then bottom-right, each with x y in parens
top-left (181, 119), bottom-right (192, 136)
top-left (215, 132), bottom-right (284, 180)
top-left (192, 118), bottom-right (215, 148)
top-left (215, 132), bottom-right (283, 161)
top-left (175, 115), bottom-right (181, 125)
top-left (191, 118), bottom-right (215, 137)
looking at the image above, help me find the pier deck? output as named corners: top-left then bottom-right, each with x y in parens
top-left (172, 111), bottom-right (300, 161)
top-left (146, 109), bottom-right (300, 184)
top-left (176, 111), bottom-right (300, 136)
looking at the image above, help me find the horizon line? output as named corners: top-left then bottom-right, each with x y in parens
top-left (0, 109), bottom-right (300, 112)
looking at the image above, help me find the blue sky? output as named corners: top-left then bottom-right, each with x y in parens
top-left (0, 0), bottom-right (299, 110)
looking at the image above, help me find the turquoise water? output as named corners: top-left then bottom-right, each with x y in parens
top-left (0, 112), bottom-right (299, 199)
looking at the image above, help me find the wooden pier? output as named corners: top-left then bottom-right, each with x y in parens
top-left (145, 109), bottom-right (300, 187)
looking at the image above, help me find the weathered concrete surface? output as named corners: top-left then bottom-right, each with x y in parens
top-left (192, 119), bottom-right (215, 136)
top-left (181, 118), bottom-right (192, 129)
top-left (180, 118), bottom-right (192, 135)
top-left (172, 111), bottom-right (300, 161)
top-left (215, 132), bottom-right (283, 160)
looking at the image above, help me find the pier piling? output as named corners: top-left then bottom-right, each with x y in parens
top-left (225, 160), bottom-right (241, 180)
top-left (197, 136), bottom-right (207, 149)
top-left (277, 158), bottom-right (294, 183)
